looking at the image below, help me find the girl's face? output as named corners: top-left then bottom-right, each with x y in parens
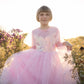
top-left (38, 12), bottom-right (51, 26)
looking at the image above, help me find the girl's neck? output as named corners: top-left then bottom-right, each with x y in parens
top-left (40, 25), bottom-right (50, 29)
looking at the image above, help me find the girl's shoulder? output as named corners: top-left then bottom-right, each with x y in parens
top-left (49, 26), bottom-right (59, 33)
top-left (50, 26), bottom-right (58, 30)
top-left (32, 26), bottom-right (59, 34)
top-left (32, 28), bottom-right (39, 34)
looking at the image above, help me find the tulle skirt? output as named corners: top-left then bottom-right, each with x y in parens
top-left (0, 48), bottom-right (78, 84)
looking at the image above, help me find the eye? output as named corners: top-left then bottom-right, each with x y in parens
top-left (46, 13), bottom-right (50, 16)
top-left (40, 13), bottom-right (44, 16)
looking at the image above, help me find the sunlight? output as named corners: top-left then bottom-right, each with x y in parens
top-left (24, 32), bottom-right (32, 46)
top-left (0, 0), bottom-right (84, 46)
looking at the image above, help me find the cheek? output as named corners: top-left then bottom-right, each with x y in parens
top-left (48, 16), bottom-right (51, 20)
top-left (38, 16), bottom-right (42, 21)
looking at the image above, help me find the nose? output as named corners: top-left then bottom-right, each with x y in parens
top-left (43, 15), bottom-right (47, 18)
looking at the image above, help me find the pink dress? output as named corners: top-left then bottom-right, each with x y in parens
top-left (0, 27), bottom-right (77, 84)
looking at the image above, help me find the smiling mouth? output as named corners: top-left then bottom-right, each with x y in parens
top-left (42, 20), bottom-right (48, 21)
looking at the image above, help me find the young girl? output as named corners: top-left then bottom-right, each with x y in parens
top-left (0, 6), bottom-right (78, 84)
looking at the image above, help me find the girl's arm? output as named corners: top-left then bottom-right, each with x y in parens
top-left (31, 31), bottom-right (36, 49)
top-left (55, 28), bottom-right (72, 50)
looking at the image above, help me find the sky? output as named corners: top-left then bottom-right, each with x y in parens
top-left (0, 0), bottom-right (84, 46)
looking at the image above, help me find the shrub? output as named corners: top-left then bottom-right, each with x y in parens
top-left (0, 28), bottom-right (30, 68)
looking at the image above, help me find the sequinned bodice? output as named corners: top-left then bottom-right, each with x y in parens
top-left (32, 27), bottom-right (61, 52)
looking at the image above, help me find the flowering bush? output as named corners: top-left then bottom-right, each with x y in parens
top-left (0, 47), bottom-right (6, 68)
top-left (0, 28), bottom-right (30, 68)
top-left (65, 36), bottom-right (84, 84)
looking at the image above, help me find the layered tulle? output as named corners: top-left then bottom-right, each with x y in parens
top-left (1, 49), bottom-right (64, 84)
top-left (0, 47), bottom-right (78, 84)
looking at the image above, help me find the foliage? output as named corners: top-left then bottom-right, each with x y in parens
top-left (65, 36), bottom-right (84, 84)
top-left (0, 28), bottom-right (30, 68)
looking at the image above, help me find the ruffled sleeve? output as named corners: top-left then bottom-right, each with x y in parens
top-left (55, 28), bottom-right (63, 47)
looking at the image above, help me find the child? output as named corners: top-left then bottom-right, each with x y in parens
top-left (0, 6), bottom-right (77, 84)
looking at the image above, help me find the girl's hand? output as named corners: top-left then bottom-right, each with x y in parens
top-left (63, 41), bottom-right (72, 50)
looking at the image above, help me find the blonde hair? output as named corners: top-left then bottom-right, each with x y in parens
top-left (36, 6), bottom-right (52, 21)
